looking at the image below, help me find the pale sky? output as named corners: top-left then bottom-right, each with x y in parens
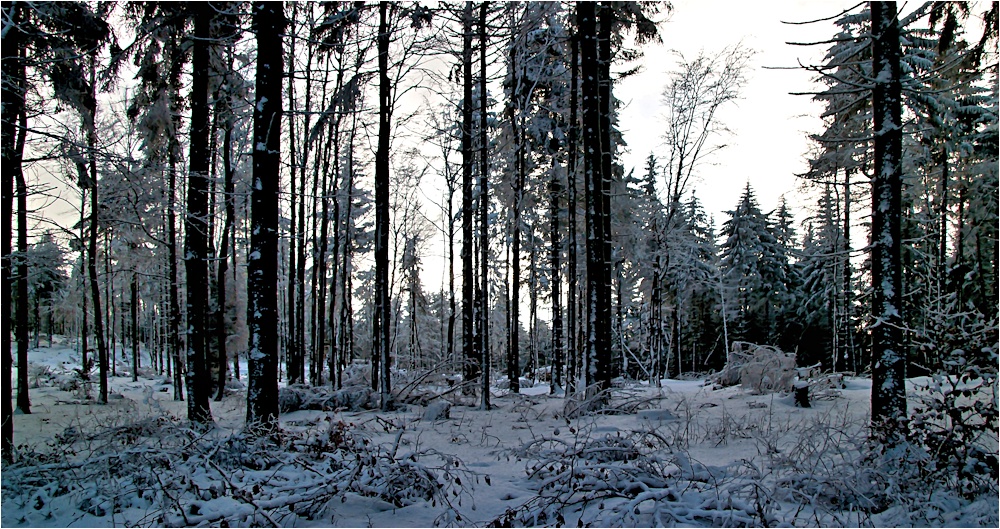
top-left (615, 0), bottom-right (858, 223)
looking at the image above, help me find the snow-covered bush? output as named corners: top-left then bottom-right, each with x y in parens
top-left (278, 383), bottom-right (377, 412)
top-left (712, 342), bottom-right (796, 394)
top-left (907, 352), bottom-right (998, 499)
top-left (493, 421), bottom-right (771, 527)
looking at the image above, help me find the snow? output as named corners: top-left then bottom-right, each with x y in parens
top-left (3, 339), bottom-right (997, 527)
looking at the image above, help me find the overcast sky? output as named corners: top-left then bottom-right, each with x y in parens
top-left (615, 0), bottom-right (858, 223)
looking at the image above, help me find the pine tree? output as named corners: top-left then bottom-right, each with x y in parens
top-left (797, 185), bottom-right (842, 369)
top-left (719, 184), bottom-right (789, 347)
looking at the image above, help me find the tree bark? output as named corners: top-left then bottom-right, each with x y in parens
top-left (322, 64), bottom-right (344, 389)
top-left (86, 55), bottom-right (110, 405)
top-left (285, 7), bottom-right (299, 387)
top-left (131, 270), bottom-right (140, 382)
top-left (596, 2), bottom-right (615, 391)
top-left (550, 156), bottom-right (563, 393)
top-left (167, 32), bottom-right (185, 402)
top-left (246, 0), bottom-right (285, 431)
top-left (461, 1), bottom-right (479, 393)
top-left (566, 29), bottom-right (579, 395)
top-left (15, 79), bottom-right (30, 414)
top-left (183, 6), bottom-right (215, 425)
top-left (869, 0), bottom-right (907, 446)
top-left (374, 1), bottom-right (393, 410)
top-left (1, 1), bottom-right (23, 460)
top-left (507, 44), bottom-right (523, 395)
top-left (338, 104), bottom-right (360, 388)
top-left (479, 1), bottom-right (492, 410)
top-left (215, 52), bottom-right (236, 400)
top-left (579, 1), bottom-right (612, 393)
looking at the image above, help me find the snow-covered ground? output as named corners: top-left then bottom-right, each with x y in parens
top-left (2, 340), bottom-right (997, 527)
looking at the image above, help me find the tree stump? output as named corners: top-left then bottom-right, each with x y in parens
top-left (794, 381), bottom-right (811, 408)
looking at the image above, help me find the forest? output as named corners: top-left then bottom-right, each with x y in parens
top-left (2, 1), bottom-right (998, 527)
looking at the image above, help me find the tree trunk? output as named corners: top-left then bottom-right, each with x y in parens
top-left (131, 270), bottom-right (139, 382)
top-left (461, 1), bottom-right (479, 393)
top-left (322, 65), bottom-right (344, 389)
top-left (184, 7), bottom-right (215, 425)
top-left (295, 17), bottom-right (315, 387)
top-left (285, 8), bottom-right (299, 386)
top-left (550, 156), bottom-right (563, 394)
top-left (105, 230), bottom-right (115, 378)
top-left (374, 2), bottom-right (393, 410)
top-left (479, 1), bottom-right (492, 410)
top-left (215, 54), bottom-right (236, 401)
top-left (508, 47), bottom-right (523, 395)
top-left (579, 1), bottom-right (612, 393)
top-left (566, 29), bottom-right (579, 395)
top-left (15, 84), bottom-right (30, 414)
top-left (842, 168), bottom-right (855, 373)
top-left (869, 0), bottom-right (906, 446)
top-left (339, 106), bottom-right (360, 388)
top-left (246, 0), bottom-right (285, 431)
top-left (168, 33), bottom-right (185, 402)
top-left (308, 62), bottom-right (331, 386)
top-left (1, 2), bottom-right (23, 460)
top-left (596, 2), bottom-right (614, 391)
top-left (85, 55), bottom-right (110, 405)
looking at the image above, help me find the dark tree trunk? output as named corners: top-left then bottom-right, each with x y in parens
top-left (374, 2), bottom-right (393, 410)
top-left (461, 1), bottom-right (479, 393)
top-left (82, 198), bottom-right (90, 381)
top-left (184, 7), bottom-right (215, 425)
top-left (168, 160), bottom-right (183, 400)
top-left (297, 34), bottom-right (315, 388)
top-left (285, 8), bottom-right (299, 387)
top-left (85, 56), bottom-right (109, 405)
top-left (479, 1), bottom-right (491, 410)
top-left (550, 157), bottom-right (563, 393)
top-left (295, 86), bottom-right (308, 386)
top-left (578, 1), bottom-right (612, 393)
top-left (566, 30), bottom-right (579, 395)
top-left (167, 32), bottom-right (185, 401)
top-left (596, 3), bottom-right (614, 391)
top-left (869, 0), bottom-right (906, 446)
top-left (1, 2), bottom-right (23, 460)
top-left (246, 0), bottom-right (285, 431)
top-left (322, 65), bottom-right (344, 389)
top-left (446, 164), bottom-right (457, 373)
top-left (105, 231), bottom-right (115, 378)
top-left (15, 82), bottom-right (30, 414)
top-left (215, 58), bottom-right (236, 400)
top-left (508, 48), bottom-right (523, 395)
top-left (338, 108), bottom-right (360, 389)
top-left (308, 63), bottom-right (331, 386)
top-left (842, 168), bottom-right (855, 373)
top-left (131, 271), bottom-right (139, 382)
